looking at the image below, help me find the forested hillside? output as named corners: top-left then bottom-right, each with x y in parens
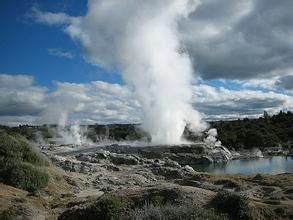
top-left (212, 111), bottom-right (293, 150)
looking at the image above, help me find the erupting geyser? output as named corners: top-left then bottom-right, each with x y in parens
top-left (119, 0), bottom-right (206, 144)
top-left (43, 0), bottom-right (208, 144)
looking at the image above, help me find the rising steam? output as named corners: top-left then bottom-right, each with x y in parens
top-left (116, 0), bottom-right (206, 144)
top-left (38, 0), bottom-right (208, 144)
top-left (40, 83), bottom-right (91, 145)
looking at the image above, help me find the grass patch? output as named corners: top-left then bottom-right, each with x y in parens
top-left (131, 203), bottom-right (227, 220)
top-left (59, 195), bottom-right (126, 220)
top-left (60, 194), bottom-right (228, 220)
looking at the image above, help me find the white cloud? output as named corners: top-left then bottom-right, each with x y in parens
top-left (193, 84), bottom-right (293, 120)
top-left (0, 74), bottom-right (47, 117)
top-left (0, 74), bottom-right (35, 88)
top-left (30, 6), bottom-right (76, 26)
top-left (0, 74), bottom-right (141, 126)
top-left (41, 80), bottom-right (141, 125)
top-left (48, 48), bottom-right (74, 59)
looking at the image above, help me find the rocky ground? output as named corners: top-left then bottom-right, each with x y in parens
top-left (0, 143), bottom-right (292, 219)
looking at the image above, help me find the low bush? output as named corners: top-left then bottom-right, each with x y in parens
top-left (274, 207), bottom-right (285, 215)
top-left (150, 195), bottom-right (164, 206)
top-left (209, 191), bottom-right (251, 220)
top-left (2, 163), bottom-right (49, 192)
top-left (20, 139), bottom-right (48, 166)
top-left (0, 130), bottom-right (48, 166)
top-left (0, 209), bottom-right (17, 220)
top-left (94, 195), bottom-right (126, 219)
top-left (142, 189), bottom-right (181, 207)
top-left (0, 130), bottom-right (49, 192)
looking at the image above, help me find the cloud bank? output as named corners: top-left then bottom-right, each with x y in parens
top-left (0, 74), bottom-right (292, 126)
top-left (0, 74), bottom-right (140, 126)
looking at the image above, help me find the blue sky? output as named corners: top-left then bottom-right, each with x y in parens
top-left (0, 0), bottom-right (123, 89)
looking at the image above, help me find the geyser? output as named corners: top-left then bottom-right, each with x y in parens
top-left (39, 0), bottom-right (208, 144)
top-left (118, 1), bottom-right (206, 144)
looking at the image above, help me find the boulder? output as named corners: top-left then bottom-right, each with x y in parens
top-left (95, 151), bottom-right (109, 159)
top-left (152, 166), bottom-right (184, 179)
top-left (110, 154), bottom-right (139, 165)
top-left (208, 146), bottom-right (232, 163)
top-left (163, 159), bottom-right (181, 168)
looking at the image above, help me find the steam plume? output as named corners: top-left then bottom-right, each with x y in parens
top-left (38, 0), bottom-right (208, 144)
top-left (69, 0), bottom-right (207, 144)
top-left (40, 83), bottom-right (91, 145)
top-left (118, 1), bottom-right (207, 144)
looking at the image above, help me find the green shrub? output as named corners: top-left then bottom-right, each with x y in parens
top-left (0, 130), bottom-right (48, 166)
top-left (0, 130), bottom-right (49, 192)
top-left (143, 189), bottom-right (181, 207)
top-left (2, 163), bottom-right (49, 192)
top-left (94, 195), bottom-right (125, 220)
top-left (209, 191), bottom-right (251, 220)
top-left (0, 209), bottom-right (17, 220)
top-left (0, 131), bottom-right (22, 163)
top-left (150, 195), bottom-right (164, 206)
top-left (274, 207), bottom-right (285, 215)
top-left (19, 139), bottom-right (48, 166)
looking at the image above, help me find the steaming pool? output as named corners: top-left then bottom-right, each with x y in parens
top-left (192, 156), bottom-right (293, 175)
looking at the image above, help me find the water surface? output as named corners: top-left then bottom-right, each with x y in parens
top-left (193, 156), bottom-right (293, 175)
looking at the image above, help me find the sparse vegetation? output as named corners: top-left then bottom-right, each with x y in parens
top-left (59, 195), bottom-right (127, 220)
top-left (131, 203), bottom-right (228, 220)
top-left (59, 193), bottom-right (229, 220)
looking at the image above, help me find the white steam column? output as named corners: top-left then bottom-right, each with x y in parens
top-left (48, 0), bottom-right (208, 144)
top-left (119, 0), bottom-right (206, 144)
